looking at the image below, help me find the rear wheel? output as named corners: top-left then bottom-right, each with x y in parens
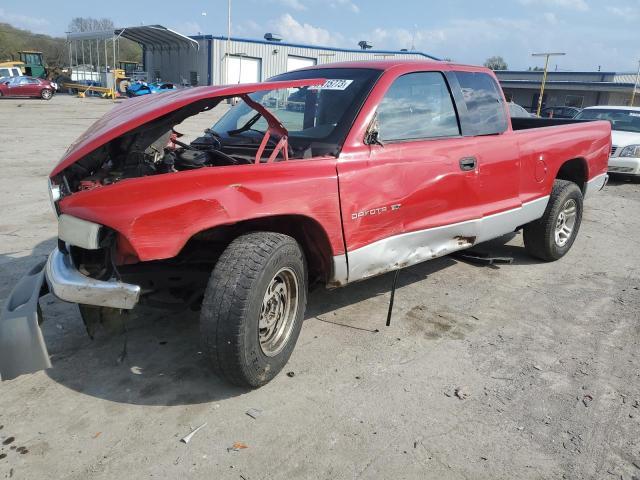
top-left (523, 179), bottom-right (583, 261)
top-left (41, 89), bottom-right (52, 100)
top-left (200, 232), bottom-right (307, 387)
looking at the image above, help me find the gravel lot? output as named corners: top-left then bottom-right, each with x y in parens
top-left (0, 94), bottom-right (639, 480)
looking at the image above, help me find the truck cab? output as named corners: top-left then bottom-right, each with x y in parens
top-left (0, 63), bottom-right (24, 81)
top-left (18, 51), bottom-right (45, 79)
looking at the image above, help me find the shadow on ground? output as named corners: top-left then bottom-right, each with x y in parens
top-left (606, 174), bottom-right (640, 187)
top-left (1, 234), bottom-right (529, 406)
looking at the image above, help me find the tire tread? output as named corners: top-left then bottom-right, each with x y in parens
top-left (200, 232), bottom-right (304, 386)
top-left (523, 179), bottom-right (582, 261)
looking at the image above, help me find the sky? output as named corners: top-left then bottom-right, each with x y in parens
top-left (1, 0), bottom-right (639, 72)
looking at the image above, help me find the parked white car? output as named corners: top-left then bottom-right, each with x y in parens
top-left (0, 66), bottom-right (23, 82)
top-left (575, 106), bottom-right (640, 181)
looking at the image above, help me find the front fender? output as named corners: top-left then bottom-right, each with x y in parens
top-left (58, 159), bottom-right (345, 262)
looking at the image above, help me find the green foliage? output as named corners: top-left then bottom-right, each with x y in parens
top-left (484, 55), bottom-right (508, 71)
top-left (0, 23), bottom-right (67, 67)
top-left (0, 19), bottom-right (141, 70)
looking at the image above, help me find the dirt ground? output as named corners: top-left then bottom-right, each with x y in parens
top-left (0, 94), bottom-right (639, 480)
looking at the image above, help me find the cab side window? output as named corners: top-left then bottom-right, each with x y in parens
top-left (377, 72), bottom-right (460, 142)
top-left (454, 71), bottom-right (507, 136)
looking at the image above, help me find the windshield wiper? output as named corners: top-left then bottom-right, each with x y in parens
top-left (227, 113), bottom-right (262, 136)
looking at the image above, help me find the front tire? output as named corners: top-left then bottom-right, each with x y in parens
top-left (523, 179), bottom-right (583, 261)
top-left (41, 89), bottom-right (52, 100)
top-left (200, 232), bottom-right (307, 387)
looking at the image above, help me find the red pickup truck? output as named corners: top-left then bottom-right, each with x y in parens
top-left (0, 60), bottom-right (610, 386)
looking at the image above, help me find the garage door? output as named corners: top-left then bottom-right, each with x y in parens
top-left (226, 56), bottom-right (261, 84)
top-left (287, 56), bottom-right (316, 72)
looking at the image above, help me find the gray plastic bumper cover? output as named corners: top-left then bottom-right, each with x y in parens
top-left (0, 261), bottom-right (50, 381)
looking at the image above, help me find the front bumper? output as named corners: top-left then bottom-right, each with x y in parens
top-left (0, 261), bottom-right (50, 380)
top-left (0, 248), bottom-right (140, 380)
top-left (46, 248), bottom-right (140, 309)
top-left (608, 156), bottom-right (640, 176)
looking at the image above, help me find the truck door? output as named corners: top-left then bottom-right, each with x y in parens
top-left (336, 71), bottom-right (484, 282)
top-left (448, 71), bottom-right (521, 241)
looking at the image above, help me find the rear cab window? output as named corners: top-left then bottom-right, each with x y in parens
top-left (377, 72), bottom-right (460, 142)
top-left (452, 71), bottom-right (507, 136)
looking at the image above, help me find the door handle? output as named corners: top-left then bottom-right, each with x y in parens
top-left (459, 156), bottom-right (477, 171)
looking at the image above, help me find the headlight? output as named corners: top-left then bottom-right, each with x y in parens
top-left (58, 214), bottom-right (103, 250)
top-left (619, 145), bottom-right (640, 158)
top-left (48, 178), bottom-right (61, 216)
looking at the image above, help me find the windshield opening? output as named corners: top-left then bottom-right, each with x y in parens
top-left (211, 68), bottom-right (382, 159)
top-left (575, 109), bottom-right (640, 133)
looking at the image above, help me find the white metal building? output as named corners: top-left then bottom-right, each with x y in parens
top-left (142, 29), bottom-right (438, 86)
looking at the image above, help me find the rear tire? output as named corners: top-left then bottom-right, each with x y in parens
top-left (523, 179), bottom-right (583, 261)
top-left (200, 232), bottom-right (307, 387)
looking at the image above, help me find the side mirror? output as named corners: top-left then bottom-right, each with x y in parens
top-left (364, 112), bottom-right (384, 147)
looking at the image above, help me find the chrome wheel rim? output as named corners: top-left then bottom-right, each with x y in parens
top-left (554, 199), bottom-right (577, 247)
top-left (259, 267), bottom-right (299, 357)
top-left (42, 90), bottom-right (51, 99)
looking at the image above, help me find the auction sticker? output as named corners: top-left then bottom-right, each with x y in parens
top-left (310, 79), bottom-right (354, 91)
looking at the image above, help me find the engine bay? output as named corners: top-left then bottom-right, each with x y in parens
top-left (57, 98), bottom-right (293, 194)
top-left (72, 128), bottom-right (256, 192)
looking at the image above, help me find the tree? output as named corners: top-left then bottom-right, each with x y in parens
top-left (67, 17), bottom-right (141, 66)
top-left (484, 55), bottom-right (508, 71)
top-left (0, 22), bottom-right (66, 67)
top-left (68, 17), bottom-right (115, 33)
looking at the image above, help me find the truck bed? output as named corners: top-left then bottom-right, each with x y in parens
top-left (511, 117), bottom-right (592, 130)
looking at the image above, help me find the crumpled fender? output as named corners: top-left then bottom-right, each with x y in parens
top-left (0, 261), bottom-right (51, 381)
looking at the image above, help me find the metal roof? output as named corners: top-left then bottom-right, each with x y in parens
top-left (190, 34), bottom-right (439, 60)
top-left (496, 70), bottom-right (618, 75)
top-left (67, 25), bottom-right (198, 51)
top-left (499, 79), bottom-right (635, 91)
top-left (116, 25), bottom-right (198, 51)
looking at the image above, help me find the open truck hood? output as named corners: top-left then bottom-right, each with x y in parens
top-left (51, 79), bottom-right (325, 177)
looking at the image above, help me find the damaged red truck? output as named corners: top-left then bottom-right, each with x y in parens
top-left (0, 60), bottom-right (610, 386)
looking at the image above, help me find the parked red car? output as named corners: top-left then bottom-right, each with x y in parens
top-left (0, 76), bottom-right (57, 100)
top-left (0, 60), bottom-right (611, 386)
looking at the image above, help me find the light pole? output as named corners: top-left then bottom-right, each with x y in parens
top-left (225, 0), bottom-right (232, 85)
top-left (631, 59), bottom-right (640, 107)
top-left (532, 52), bottom-right (565, 116)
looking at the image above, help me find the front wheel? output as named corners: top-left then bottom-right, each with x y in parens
top-left (41, 89), bottom-right (52, 100)
top-left (200, 232), bottom-right (307, 387)
top-left (523, 179), bottom-right (583, 261)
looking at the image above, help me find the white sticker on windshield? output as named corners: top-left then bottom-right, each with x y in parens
top-left (310, 79), bottom-right (354, 91)
top-left (630, 112), bottom-right (640, 117)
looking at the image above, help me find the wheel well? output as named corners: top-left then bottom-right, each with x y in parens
top-left (556, 158), bottom-right (588, 193)
top-left (184, 215), bottom-right (335, 287)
